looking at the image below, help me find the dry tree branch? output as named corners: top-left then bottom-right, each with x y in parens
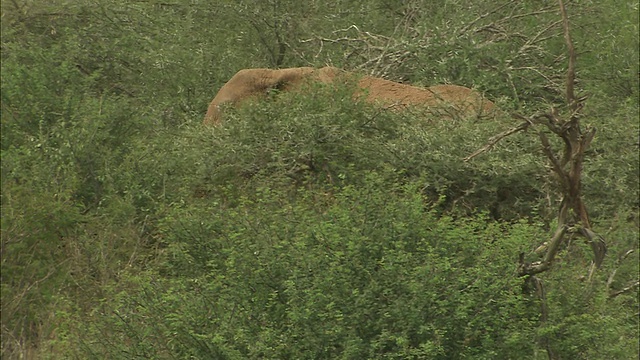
top-left (300, 25), bottom-right (416, 78)
top-left (472, 8), bottom-right (604, 356)
top-left (526, 275), bottom-right (555, 358)
top-left (298, 1), bottom-right (568, 85)
top-left (559, 0), bottom-right (577, 112)
top-left (606, 249), bottom-right (638, 297)
top-left (464, 3), bottom-right (559, 38)
top-left (517, 19), bottom-right (564, 56)
top-left (463, 118), bottom-right (533, 161)
top-left (522, 0), bottom-right (605, 276)
top-left (458, 2), bottom-right (513, 36)
top-left (539, 132), bottom-right (570, 191)
top-left (610, 281), bottom-right (640, 298)
top-left (468, 0), bottom-right (605, 278)
top-left (508, 66), bottom-right (562, 87)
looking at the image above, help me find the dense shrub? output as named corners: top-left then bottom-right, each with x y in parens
top-left (79, 177), bottom-right (542, 359)
top-left (1, 0), bottom-right (637, 359)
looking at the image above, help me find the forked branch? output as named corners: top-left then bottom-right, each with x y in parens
top-left (520, 0), bottom-right (605, 276)
top-left (467, 0), bottom-right (606, 277)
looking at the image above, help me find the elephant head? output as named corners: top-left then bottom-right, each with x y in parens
top-left (203, 67), bottom-right (342, 126)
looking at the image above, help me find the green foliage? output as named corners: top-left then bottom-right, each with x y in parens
top-left (582, 99), bottom-right (640, 219)
top-left (197, 84), bottom-right (549, 221)
top-left (578, 1), bottom-right (639, 99)
top-left (1, 0), bottom-right (637, 359)
top-left (80, 177), bottom-right (543, 359)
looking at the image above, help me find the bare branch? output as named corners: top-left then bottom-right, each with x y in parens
top-left (621, 249), bottom-right (635, 261)
top-left (607, 249), bottom-right (637, 294)
top-left (558, 0), bottom-right (577, 112)
top-left (517, 19), bottom-right (564, 56)
top-left (458, 2), bottom-right (513, 36)
top-left (463, 118), bottom-right (533, 161)
top-left (609, 281), bottom-right (640, 298)
top-left (580, 227), bottom-right (606, 268)
top-left (519, 214), bottom-right (568, 276)
top-left (539, 132), bottom-right (569, 190)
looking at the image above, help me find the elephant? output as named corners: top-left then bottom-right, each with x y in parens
top-left (203, 66), bottom-right (496, 126)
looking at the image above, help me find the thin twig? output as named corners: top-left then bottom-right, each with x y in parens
top-left (458, 2), bottom-right (513, 35)
top-left (609, 281), bottom-right (640, 298)
top-left (463, 119), bottom-right (533, 161)
top-left (559, 0), bottom-right (577, 111)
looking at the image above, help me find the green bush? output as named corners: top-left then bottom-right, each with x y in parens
top-left (78, 175), bottom-right (542, 359)
top-left (1, 0), bottom-right (637, 358)
top-left (193, 83), bottom-right (549, 221)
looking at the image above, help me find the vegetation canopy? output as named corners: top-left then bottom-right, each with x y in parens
top-left (1, 0), bottom-right (638, 359)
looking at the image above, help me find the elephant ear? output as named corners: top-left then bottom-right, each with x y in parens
top-left (316, 66), bottom-right (342, 83)
top-left (272, 67), bottom-right (317, 91)
top-left (270, 77), bottom-right (294, 93)
top-left (428, 85), bottom-right (497, 119)
top-left (203, 68), bottom-right (313, 125)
